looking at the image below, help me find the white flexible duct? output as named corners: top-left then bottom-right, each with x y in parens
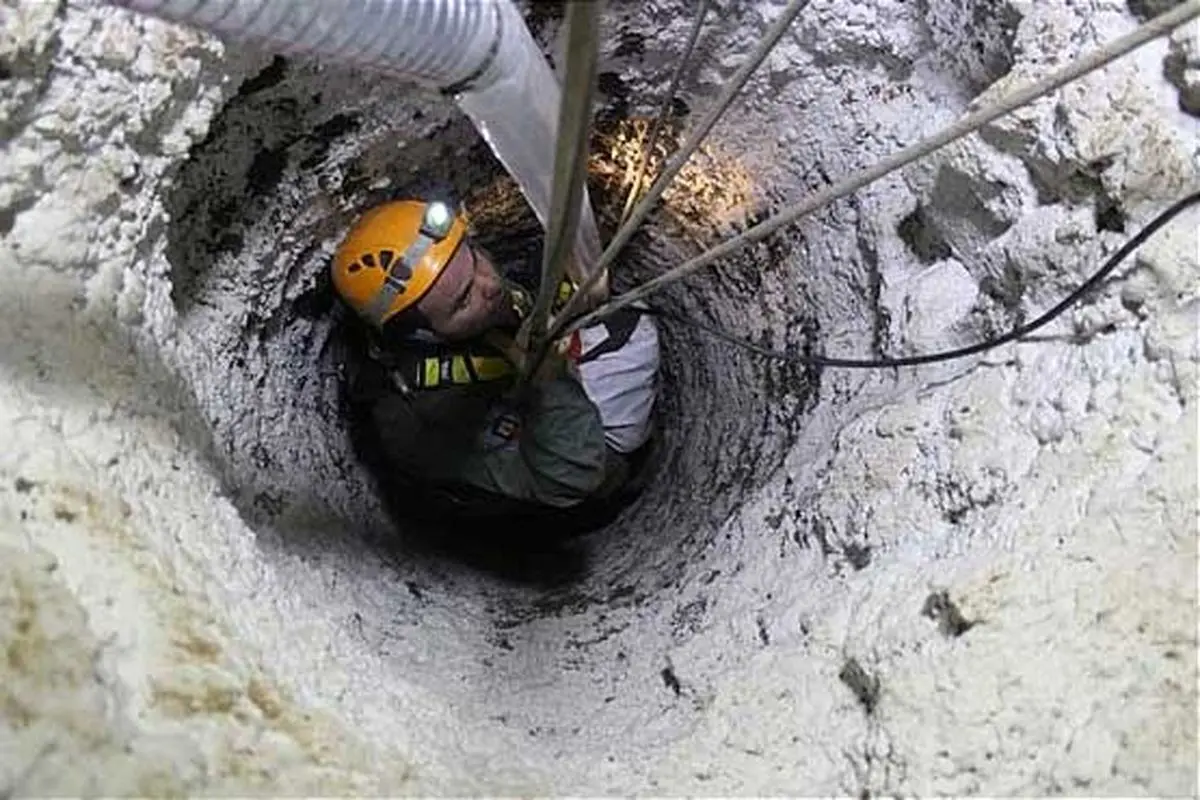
top-left (108, 0), bottom-right (604, 285)
top-left (110, 0), bottom-right (508, 91)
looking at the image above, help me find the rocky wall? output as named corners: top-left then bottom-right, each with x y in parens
top-left (1, 0), bottom-right (1196, 794)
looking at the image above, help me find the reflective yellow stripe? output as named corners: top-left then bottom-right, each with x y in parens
top-left (471, 355), bottom-right (513, 382)
top-left (450, 355), bottom-right (471, 384)
top-left (413, 353), bottom-right (513, 390)
top-left (553, 279), bottom-right (576, 313)
top-left (423, 358), bottom-right (440, 387)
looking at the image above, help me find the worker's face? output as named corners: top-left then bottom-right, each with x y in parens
top-left (417, 243), bottom-right (516, 341)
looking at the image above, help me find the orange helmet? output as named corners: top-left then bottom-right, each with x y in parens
top-left (332, 200), bottom-right (468, 327)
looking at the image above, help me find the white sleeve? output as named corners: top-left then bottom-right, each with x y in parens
top-left (576, 311), bottom-right (660, 454)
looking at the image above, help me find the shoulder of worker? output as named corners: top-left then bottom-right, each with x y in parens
top-left (575, 303), bottom-right (660, 366)
top-left (344, 334), bottom-right (504, 465)
top-left (369, 362), bottom-right (609, 508)
top-left (368, 332), bottom-right (516, 394)
top-left (354, 333), bottom-right (595, 449)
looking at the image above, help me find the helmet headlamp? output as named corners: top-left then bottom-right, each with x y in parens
top-left (421, 202), bottom-right (454, 240)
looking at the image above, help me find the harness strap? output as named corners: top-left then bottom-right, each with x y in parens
top-left (414, 351), bottom-right (515, 389)
top-left (578, 306), bottom-right (641, 364)
top-left (374, 277), bottom-right (631, 391)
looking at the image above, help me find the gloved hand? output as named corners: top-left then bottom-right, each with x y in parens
top-left (530, 331), bottom-right (582, 385)
top-left (483, 329), bottom-right (581, 387)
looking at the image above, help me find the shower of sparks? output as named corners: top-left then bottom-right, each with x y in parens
top-left (464, 116), bottom-right (757, 246)
top-left (588, 116), bottom-right (756, 242)
top-left (463, 174), bottom-right (538, 234)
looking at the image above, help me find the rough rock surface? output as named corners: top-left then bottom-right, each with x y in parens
top-left (1, 0), bottom-right (1196, 794)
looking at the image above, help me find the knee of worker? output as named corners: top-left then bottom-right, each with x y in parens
top-left (578, 313), bottom-right (660, 454)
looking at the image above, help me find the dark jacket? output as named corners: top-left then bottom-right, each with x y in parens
top-left (347, 332), bottom-right (617, 518)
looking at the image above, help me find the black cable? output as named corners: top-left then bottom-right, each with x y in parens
top-left (641, 191), bottom-right (1200, 369)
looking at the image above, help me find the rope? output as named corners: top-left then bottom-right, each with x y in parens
top-left (552, 0), bottom-right (816, 333)
top-left (617, 0), bottom-right (711, 230)
top-left (518, 0), bottom-right (604, 374)
top-left (566, 0), bottom-right (1200, 334)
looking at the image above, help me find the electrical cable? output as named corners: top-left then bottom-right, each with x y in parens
top-left (639, 191), bottom-right (1200, 369)
top-left (566, 0), bottom-right (1200, 335)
